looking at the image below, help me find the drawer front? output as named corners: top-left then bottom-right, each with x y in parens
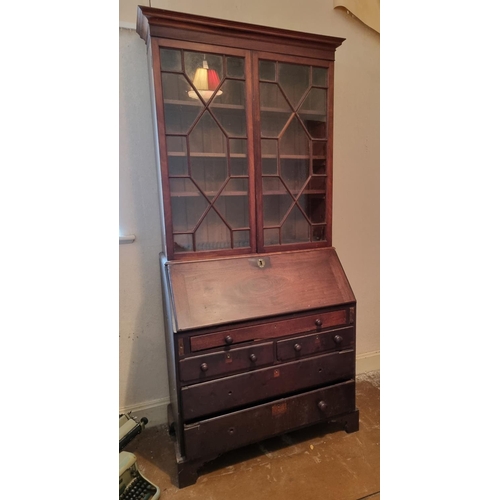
top-left (182, 349), bottom-right (354, 421)
top-left (190, 309), bottom-right (348, 352)
top-left (179, 342), bottom-right (274, 383)
top-left (277, 326), bottom-right (355, 361)
top-left (183, 380), bottom-right (355, 460)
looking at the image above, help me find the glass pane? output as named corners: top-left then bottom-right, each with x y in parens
top-left (262, 176), bottom-right (288, 195)
top-left (312, 141), bottom-right (327, 157)
top-left (191, 158), bottom-right (228, 200)
top-left (195, 209), bottom-right (231, 251)
top-left (230, 139), bottom-right (248, 176)
top-left (259, 60), bottom-right (276, 81)
top-left (167, 136), bottom-right (187, 153)
top-left (312, 226), bottom-right (326, 242)
top-left (227, 57), bottom-right (245, 79)
top-left (281, 205), bottom-right (310, 244)
top-left (230, 138), bottom-right (247, 155)
top-left (171, 197), bottom-right (208, 233)
top-left (262, 178), bottom-right (293, 227)
top-left (260, 83), bottom-right (292, 137)
top-left (281, 159), bottom-right (309, 195)
top-left (168, 156), bottom-right (188, 176)
top-left (189, 112), bottom-right (227, 154)
top-left (173, 234), bottom-right (193, 253)
top-left (162, 73), bottom-right (203, 134)
top-left (278, 63), bottom-right (309, 109)
top-left (312, 141), bottom-right (327, 175)
top-left (160, 48), bottom-right (182, 72)
top-left (264, 228), bottom-right (280, 246)
top-left (312, 160), bottom-right (326, 175)
top-left (170, 177), bottom-right (200, 196)
top-left (184, 52), bottom-right (224, 103)
top-left (298, 177), bottom-right (327, 223)
top-left (280, 117), bottom-right (309, 157)
top-left (312, 67), bottom-right (328, 87)
top-left (170, 179), bottom-right (208, 232)
top-left (211, 79), bottom-right (247, 137)
top-left (233, 230), bottom-right (250, 248)
top-left (215, 179), bottom-right (249, 229)
top-left (167, 136), bottom-right (188, 176)
top-left (261, 139), bottom-right (277, 175)
top-left (299, 88), bottom-right (327, 138)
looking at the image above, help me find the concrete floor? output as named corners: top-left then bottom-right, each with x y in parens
top-left (124, 371), bottom-right (380, 500)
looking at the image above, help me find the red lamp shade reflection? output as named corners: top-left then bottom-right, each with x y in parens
top-left (188, 60), bottom-right (223, 100)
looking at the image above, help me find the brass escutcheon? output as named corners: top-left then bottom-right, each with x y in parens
top-left (257, 258), bottom-right (265, 268)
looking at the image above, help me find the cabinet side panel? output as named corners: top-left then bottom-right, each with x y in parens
top-left (159, 254), bottom-right (183, 448)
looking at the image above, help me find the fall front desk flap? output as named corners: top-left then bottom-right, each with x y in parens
top-left (167, 248), bottom-right (355, 332)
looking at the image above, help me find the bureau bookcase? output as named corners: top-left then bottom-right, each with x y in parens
top-left (136, 6), bottom-right (359, 487)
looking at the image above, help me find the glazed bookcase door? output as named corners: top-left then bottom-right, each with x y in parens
top-left (255, 54), bottom-right (333, 252)
top-left (153, 40), bottom-right (255, 259)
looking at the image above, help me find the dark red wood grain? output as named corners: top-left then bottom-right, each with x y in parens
top-left (169, 247), bottom-right (355, 331)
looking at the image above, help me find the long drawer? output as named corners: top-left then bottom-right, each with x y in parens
top-left (189, 309), bottom-right (348, 352)
top-left (179, 342), bottom-right (274, 383)
top-left (182, 349), bottom-right (355, 421)
top-left (183, 380), bottom-right (356, 460)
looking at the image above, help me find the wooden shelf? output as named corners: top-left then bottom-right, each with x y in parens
top-left (164, 99), bottom-right (245, 110)
top-left (168, 152), bottom-right (247, 158)
top-left (171, 191), bottom-right (249, 197)
top-left (263, 190), bottom-right (326, 196)
top-left (171, 190), bottom-right (324, 197)
top-left (168, 153), bottom-right (325, 160)
top-left (261, 107), bottom-right (325, 116)
top-left (164, 99), bottom-right (323, 116)
top-left (262, 155), bottom-right (326, 160)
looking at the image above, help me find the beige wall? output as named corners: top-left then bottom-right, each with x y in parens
top-left (119, 0), bottom-right (379, 422)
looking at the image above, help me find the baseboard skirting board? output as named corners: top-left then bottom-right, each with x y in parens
top-left (121, 351), bottom-right (380, 428)
top-left (120, 397), bottom-right (171, 429)
top-left (355, 350), bottom-right (380, 375)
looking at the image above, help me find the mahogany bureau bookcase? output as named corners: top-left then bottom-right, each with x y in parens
top-left (136, 6), bottom-right (359, 488)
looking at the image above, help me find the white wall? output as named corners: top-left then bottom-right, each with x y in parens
top-left (119, 0), bottom-right (379, 424)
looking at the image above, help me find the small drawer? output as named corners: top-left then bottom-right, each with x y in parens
top-left (179, 342), bottom-right (274, 384)
top-left (277, 326), bottom-right (355, 361)
top-left (182, 349), bottom-right (354, 421)
top-left (190, 309), bottom-right (348, 352)
top-left (183, 380), bottom-right (356, 460)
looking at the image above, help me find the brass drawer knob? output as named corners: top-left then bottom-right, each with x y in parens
top-left (318, 400), bottom-right (328, 412)
top-left (200, 362), bottom-right (208, 372)
top-left (315, 319), bottom-right (323, 327)
top-left (334, 335), bottom-right (343, 344)
top-left (294, 343), bottom-right (302, 352)
top-left (249, 353), bottom-right (257, 362)
top-left (224, 335), bottom-right (233, 345)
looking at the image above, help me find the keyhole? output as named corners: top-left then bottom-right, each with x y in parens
top-left (258, 259), bottom-right (265, 268)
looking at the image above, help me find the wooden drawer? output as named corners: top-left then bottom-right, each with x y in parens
top-left (277, 326), bottom-right (355, 361)
top-left (179, 342), bottom-right (274, 384)
top-left (183, 380), bottom-right (356, 460)
top-left (182, 349), bottom-right (354, 421)
top-left (189, 309), bottom-right (348, 352)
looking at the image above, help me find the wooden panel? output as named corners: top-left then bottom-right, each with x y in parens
top-left (277, 326), bottom-right (355, 362)
top-left (169, 247), bottom-right (355, 331)
top-left (182, 350), bottom-right (354, 420)
top-left (190, 308), bottom-right (347, 352)
top-left (179, 342), bottom-right (274, 383)
top-left (183, 380), bottom-right (356, 459)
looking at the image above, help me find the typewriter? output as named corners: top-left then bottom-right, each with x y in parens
top-left (119, 413), bottom-right (160, 500)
